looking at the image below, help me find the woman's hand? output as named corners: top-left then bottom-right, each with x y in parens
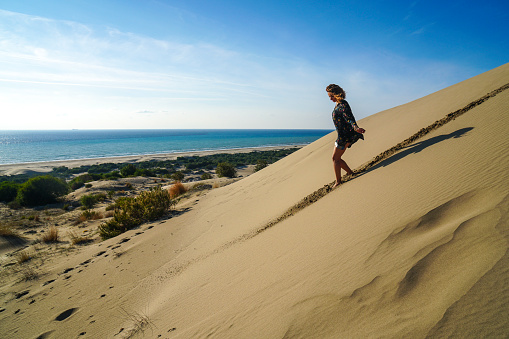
top-left (354, 127), bottom-right (365, 134)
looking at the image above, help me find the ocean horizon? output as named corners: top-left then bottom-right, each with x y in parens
top-left (0, 129), bottom-right (333, 165)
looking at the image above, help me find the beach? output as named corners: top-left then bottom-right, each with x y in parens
top-left (0, 63), bottom-right (508, 338)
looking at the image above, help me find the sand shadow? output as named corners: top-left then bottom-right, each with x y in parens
top-left (364, 127), bottom-right (474, 173)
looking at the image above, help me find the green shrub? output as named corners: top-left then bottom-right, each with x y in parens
top-left (171, 171), bottom-right (185, 181)
top-left (134, 168), bottom-right (155, 177)
top-left (103, 170), bottom-right (121, 180)
top-left (254, 159), bottom-right (268, 172)
top-left (95, 193), bottom-right (107, 202)
top-left (80, 194), bottom-right (97, 209)
top-left (99, 186), bottom-right (174, 239)
top-left (80, 193), bottom-right (107, 209)
top-left (69, 173), bottom-right (101, 190)
top-left (0, 181), bottom-right (20, 202)
top-left (120, 164), bottom-right (137, 177)
top-left (216, 162), bottom-right (237, 178)
top-left (201, 172), bottom-right (213, 180)
top-left (16, 176), bottom-right (69, 207)
top-left (70, 180), bottom-right (85, 190)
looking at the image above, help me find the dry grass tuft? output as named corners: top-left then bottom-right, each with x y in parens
top-left (41, 226), bottom-right (59, 243)
top-left (76, 210), bottom-right (104, 224)
top-left (118, 307), bottom-right (154, 339)
top-left (68, 231), bottom-right (93, 245)
top-left (16, 250), bottom-right (32, 264)
top-left (0, 224), bottom-right (19, 238)
top-left (169, 181), bottom-right (187, 199)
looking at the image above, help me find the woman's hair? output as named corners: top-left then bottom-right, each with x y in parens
top-left (326, 84), bottom-right (346, 101)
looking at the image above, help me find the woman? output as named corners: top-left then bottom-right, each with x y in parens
top-left (326, 84), bottom-right (365, 188)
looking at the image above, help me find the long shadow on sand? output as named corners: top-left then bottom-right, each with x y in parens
top-left (361, 127), bottom-right (474, 174)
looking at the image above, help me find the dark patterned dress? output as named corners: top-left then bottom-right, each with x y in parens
top-left (332, 99), bottom-right (364, 149)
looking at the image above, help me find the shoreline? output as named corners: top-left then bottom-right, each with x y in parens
top-left (0, 145), bottom-right (304, 176)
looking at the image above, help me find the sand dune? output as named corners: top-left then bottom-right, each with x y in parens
top-left (1, 63), bottom-right (508, 338)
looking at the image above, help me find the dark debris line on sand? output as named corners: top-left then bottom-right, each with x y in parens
top-left (253, 82), bottom-right (509, 236)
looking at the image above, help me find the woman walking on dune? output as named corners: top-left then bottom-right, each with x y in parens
top-left (326, 84), bottom-right (365, 188)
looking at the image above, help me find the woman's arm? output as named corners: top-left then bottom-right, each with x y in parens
top-left (341, 110), bottom-right (365, 134)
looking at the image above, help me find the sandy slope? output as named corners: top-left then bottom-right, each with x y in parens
top-left (1, 63), bottom-right (508, 339)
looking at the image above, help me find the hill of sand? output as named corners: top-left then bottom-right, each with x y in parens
top-left (1, 63), bottom-right (508, 338)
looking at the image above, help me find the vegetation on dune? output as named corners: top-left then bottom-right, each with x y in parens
top-left (170, 171), bottom-right (185, 181)
top-left (120, 163), bottom-right (137, 177)
top-left (0, 148), bottom-right (299, 186)
top-left (99, 186), bottom-right (175, 239)
top-left (201, 172), bottom-right (213, 180)
top-left (41, 226), bottom-right (59, 243)
top-left (215, 162), bottom-right (237, 178)
top-left (254, 159), bottom-right (268, 172)
top-left (16, 175), bottom-right (69, 207)
top-left (80, 193), bottom-right (107, 209)
top-left (0, 181), bottom-right (20, 202)
top-left (0, 148), bottom-right (298, 242)
top-left (168, 181), bottom-right (187, 199)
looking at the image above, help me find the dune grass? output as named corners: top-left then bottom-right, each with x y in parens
top-left (16, 250), bottom-right (32, 264)
top-left (0, 224), bottom-right (20, 238)
top-left (80, 210), bottom-right (104, 222)
top-left (68, 231), bottom-right (93, 246)
top-left (169, 181), bottom-right (187, 199)
top-left (118, 307), bottom-right (154, 339)
top-left (41, 226), bottom-right (59, 243)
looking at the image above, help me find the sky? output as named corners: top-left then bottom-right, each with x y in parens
top-left (0, 0), bottom-right (507, 130)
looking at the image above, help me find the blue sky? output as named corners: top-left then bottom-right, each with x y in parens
top-left (0, 0), bottom-right (507, 129)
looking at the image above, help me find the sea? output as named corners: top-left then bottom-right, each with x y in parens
top-left (0, 129), bottom-right (333, 165)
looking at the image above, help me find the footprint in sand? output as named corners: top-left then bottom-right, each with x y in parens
top-left (55, 307), bottom-right (79, 321)
top-left (15, 290), bottom-right (29, 299)
top-left (80, 259), bottom-right (92, 265)
top-left (62, 267), bottom-right (74, 274)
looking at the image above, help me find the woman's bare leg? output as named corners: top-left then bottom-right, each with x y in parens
top-left (332, 144), bottom-right (352, 188)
